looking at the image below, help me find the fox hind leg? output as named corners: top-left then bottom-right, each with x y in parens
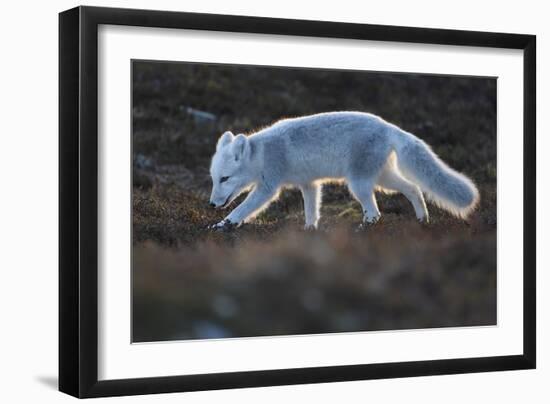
top-left (348, 178), bottom-right (381, 224)
top-left (300, 183), bottom-right (321, 230)
top-left (377, 165), bottom-right (429, 223)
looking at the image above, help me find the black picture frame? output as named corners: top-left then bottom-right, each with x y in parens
top-left (59, 5), bottom-right (536, 398)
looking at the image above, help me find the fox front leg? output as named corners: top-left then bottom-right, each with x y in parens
top-left (300, 183), bottom-right (321, 230)
top-left (210, 185), bottom-right (277, 230)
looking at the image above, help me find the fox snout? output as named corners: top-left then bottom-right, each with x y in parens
top-left (208, 197), bottom-right (221, 208)
top-left (209, 200), bottom-right (224, 209)
top-left (209, 192), bottom-right (232, 209)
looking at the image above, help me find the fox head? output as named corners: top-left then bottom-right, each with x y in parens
top-left (209, 131), bottom-right (253, 208)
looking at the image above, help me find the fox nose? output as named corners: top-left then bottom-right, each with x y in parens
top-left (209, 202), bottom-right (215, 208)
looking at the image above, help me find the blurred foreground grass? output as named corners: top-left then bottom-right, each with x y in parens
top-left (131, 61), bottom-right (497, 342)
top-left (134, 227), bottom-right (495, 342)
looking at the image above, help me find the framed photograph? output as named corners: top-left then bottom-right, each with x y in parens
top-left (59, 6), bottom-right (536, 398)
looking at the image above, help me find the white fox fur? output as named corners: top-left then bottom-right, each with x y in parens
top-left (209, 111), bottom-right (479, 229)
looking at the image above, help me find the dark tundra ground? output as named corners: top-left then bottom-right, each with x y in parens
top-left (131, 61), bottom-right (497, 342)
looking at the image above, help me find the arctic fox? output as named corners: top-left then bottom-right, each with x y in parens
top-left (208, 111), bottom-right (479, 230)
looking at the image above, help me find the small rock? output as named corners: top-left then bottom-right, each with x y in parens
top-left (182, 106), bottom-right (217, 124)
top-left (133, 153), bottom-right (154, 170)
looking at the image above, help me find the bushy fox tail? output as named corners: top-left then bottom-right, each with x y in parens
top-left (391, 130), bottom-right (479, 219)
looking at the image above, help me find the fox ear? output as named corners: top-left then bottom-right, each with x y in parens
top-left (216, 131), bottom-right (234, 151)
top-left (232, 134), bottom-right (250, 162)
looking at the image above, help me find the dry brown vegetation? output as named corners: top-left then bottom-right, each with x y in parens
top-left (131, 61), bottom-right (496, 342)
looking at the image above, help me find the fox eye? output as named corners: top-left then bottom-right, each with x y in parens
top-left (220, 176), bottom-right (230, 183)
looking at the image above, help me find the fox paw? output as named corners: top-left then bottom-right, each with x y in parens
top-left (355, 219), bottom-right (380, 232)
top-left (208, 219), bottom-right (236, 232)
top-left (362, 213), bottom-right (381, 225)
top-left (417, 216), bottom-right (430, 225)
top-left (303, 224), bottom-right (318, 231)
